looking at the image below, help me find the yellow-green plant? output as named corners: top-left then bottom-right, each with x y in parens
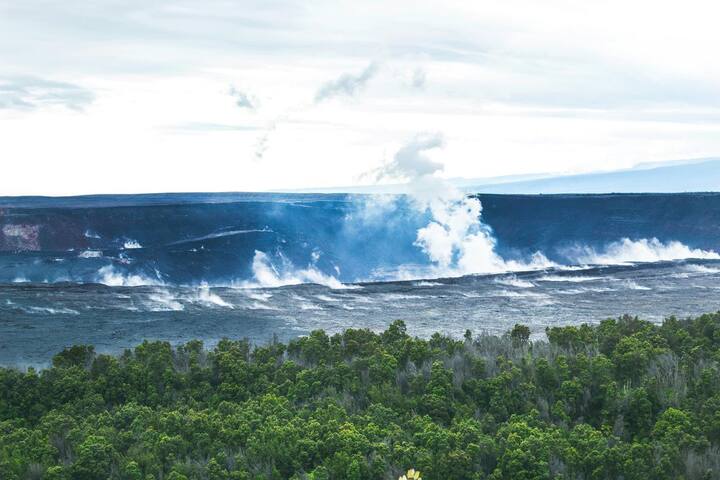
top-left (400, 468), bottom-right (421, 480)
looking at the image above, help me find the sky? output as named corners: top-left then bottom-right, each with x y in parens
top-left (2, 0), bottom-right (720, 195)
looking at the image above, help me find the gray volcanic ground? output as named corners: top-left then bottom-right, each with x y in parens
top-left (2, 260), bottom-right (719, 366)
top-left (2, 192), bottom-right (720, 366)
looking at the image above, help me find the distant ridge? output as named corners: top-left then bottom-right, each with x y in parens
top-left (463, 158), bottom-right (720, 194)
top-left (276, 157), bottom-right (720, 194)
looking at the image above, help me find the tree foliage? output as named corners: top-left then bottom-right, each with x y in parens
top-left (2, 312), bottom-right (720, 479)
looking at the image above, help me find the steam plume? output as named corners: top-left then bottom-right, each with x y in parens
top-left (375, 134), bottom-right (553, 278)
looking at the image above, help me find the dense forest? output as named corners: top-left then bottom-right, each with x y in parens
top-left (2, 313), bottom-right (720, 479)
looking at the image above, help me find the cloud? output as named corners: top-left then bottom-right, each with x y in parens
top-left (229, 86), bottom-right (257, 109)
top-left (255, 130), bottom-right (270, 159)
top-left (164, 122), bottom-right (262, 133)
top-left (4, 1), bottom-right (720, 195)
top-left (376, 132), bottom-right (445, 182)
top-left (0, 77), bottom-right (94, 111)
top-left (314, 62), bottom-right (379, 103)
top-left (3, 2), bottom-right (720, 111)
top-left (254, 119), bottom-right (279, 160)
top-left (411, 67), bottom-right (426, 89)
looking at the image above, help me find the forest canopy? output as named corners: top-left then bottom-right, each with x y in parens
top-left (2, 312), bottom-right (720, 479)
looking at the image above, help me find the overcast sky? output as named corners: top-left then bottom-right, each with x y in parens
top-left (2, 0), bottom-right (720, 195)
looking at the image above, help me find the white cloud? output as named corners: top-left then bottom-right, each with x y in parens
top-left (314, 62), bottom-right (380, 103)
top-left (1, 0), bottom-right (720, 194)
top-left (0, 76), bottom-right (94, 111)
top-left (376, 132), bottom-right (445, 181)
top-left (228, 86), bottom-right (256, 110)
top-left (411, 68), bottom-right (426, 89)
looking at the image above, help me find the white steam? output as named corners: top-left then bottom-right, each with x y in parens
top-left (194, 283), bottom-right (234, 308)
top-left (568, 238), bottom-right (720, 265)
top-left (146, 290), bottom-right (185, 311)
top-left (95, 265), bottom-right (163, 287)
top-left (123, 239), bottom-right (143, 249)
top-left (375, 133), bottom-right (555, 278)
top-left (494, 276), bottom-right (535, 288)
top-left (242, 250), bottom-right (355, 289)
top-left (685, 264), bottom-right (720, 274)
